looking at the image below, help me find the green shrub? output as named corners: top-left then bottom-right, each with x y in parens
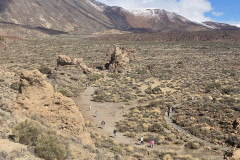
top-left (0, 79), bottom-right (4, 82)
top-left (10, 82), bottom-right (20, 91)
top-left (185, 141), bottom-right (201, 149)
top-left (12, 120), bottom-right (40, 145)
top-left (93, 89), bottom-right (110, 102)
top-left (58, 88), bottom-right (73, 97)
top-left (205, 82), bottom-right (221, 93)
top-left (87, 74), bottom-right (103, 81)
top-left (38, 65), bottom-right (52, 75)
top-left (108, 73), bottom-right (121, 79)
top-left (35, 131), bottom-right (66, 160)
top-left (145, 87), bottom-right (162, 94)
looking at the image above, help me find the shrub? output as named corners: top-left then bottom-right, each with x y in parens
top-left (108, 73), bottom-right (121, 79)
top-left (185, 141), bottom-right (201, 149)
top-left (87, 74), bottom-right (103, 81)
top-left (145, 87), bottom-right (162, 94)
top-left (205, 82), bottom-right (221, 93)
top-left (112, 146), bottom-right (126, 156)
top-left (39, 65), bottom-right (52, 75)
top-left (35, 131), bottom-right (66, 160)
top-left (10, 82), bottom-right (20, 91)
top-left (124, 131), bottom-right (136, 138)
top-left (58, 88), bottom-right (73, 97)
top-left (12, 120), bottom-right (40, 146)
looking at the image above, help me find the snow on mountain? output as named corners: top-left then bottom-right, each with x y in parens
top-left (86, 0), bottom-right (104, 11)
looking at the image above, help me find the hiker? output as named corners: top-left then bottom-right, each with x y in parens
top-left (95, 110), bottom-right (97, 117)
top-left (152, 140), bottom-right (154, 148)
top-left (167, 109), bottom-right (170, 117)
top-left (140, 136), bottom-right (144, 145)
top-left (113, 129), bottom-right (117, 137)
top-left (149, 140), bottom-right (152, 147)
top-left (89, 105), bottom-right (92, 111)
top-left (101, 120), bottom-right (105, 128)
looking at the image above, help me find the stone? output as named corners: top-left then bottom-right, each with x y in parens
top-left (11, 70), bottom-right (94, 147)
top-left (57, 55), bottom-right (72, 66)
top-left (73, 58), bottom-right (93, 74)
top-left (104, 46), bottom-right (135, 73)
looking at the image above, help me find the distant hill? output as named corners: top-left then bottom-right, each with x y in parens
top-left (0, 0), bottom-right (238, 35)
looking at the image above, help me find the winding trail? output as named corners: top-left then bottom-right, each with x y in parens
top-left (164, 106), bottom-right (231, 151)
top-left (73, 86), bottom-right (226, 160)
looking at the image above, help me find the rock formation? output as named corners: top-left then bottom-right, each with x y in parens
top-left (104, 46), bottom-right (135, 73)
top-left (56, 55), bottom-right (92, 74)
top-left (50, 55), bottom-right (92, 92)
top-left (11, 70), bottom-right (93, 146)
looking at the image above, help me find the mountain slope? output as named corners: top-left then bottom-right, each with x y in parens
top-left (0, 0), bottom-right (238, 35)
top-left (103, 7), bottom-right (209, 32)
top-left (203, 21), bottom-right (240, 30)
top-left (0, 0), bottom-right (113, 33)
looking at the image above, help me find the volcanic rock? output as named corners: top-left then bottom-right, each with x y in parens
top-left (104, 46), bottom-right (135, 73)
top-left (11, 70), bottom-right (93, 146)
top-left (57, 55), bottom-right (73, 66)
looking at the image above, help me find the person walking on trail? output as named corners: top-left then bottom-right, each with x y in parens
top-left (152, 140), bottom-right (154, 148)
top-left (113, 129), bottom-right (117, 137)
top-left (140, 136), bottom-right (144, 145)
top-left (101, 120), bottom-right (105, 128)
top-left (149, 140), bottom-right (152, 148)
top-left (167, 105), bottom-right (172, 117)
top-left (89, 105), bottom-right (92, 111)
top-left (95, 110), bottom-right (97, 117)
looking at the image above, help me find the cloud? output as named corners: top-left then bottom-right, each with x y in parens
top-left (212, 11), bottom-right (224, 17)
top-left (98, 0), bottom-right (212, 22)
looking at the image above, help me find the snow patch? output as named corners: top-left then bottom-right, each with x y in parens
top-left (86, 0), bottom-right (104, 12)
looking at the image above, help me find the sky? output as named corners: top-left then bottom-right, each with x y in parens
top-left (97, 0), bottom-right (240, 26)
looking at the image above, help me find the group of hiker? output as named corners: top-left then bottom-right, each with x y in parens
top-left (141, 136), bottom-right (154, 148)
top-left (87, 103), bottom-right (173, 147)
top-left (167, 105), bottom-right (174, 117)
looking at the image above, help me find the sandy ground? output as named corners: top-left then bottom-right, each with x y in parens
top-left (73, 86), bottom-right (225, 160)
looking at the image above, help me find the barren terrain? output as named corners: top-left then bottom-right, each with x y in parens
top-left (0, 32), bottom-right (239, 159)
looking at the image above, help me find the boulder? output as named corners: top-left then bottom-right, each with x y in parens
top-left (57, 55), bottom-right (73, 66)
top-left (73, 58), bottom-right (93, 74)
top-left (12, 70), bottom-right (94, 146)
top-left (105, 46), bottom-right (135, 73)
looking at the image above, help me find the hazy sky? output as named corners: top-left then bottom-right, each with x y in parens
top-left (97, 0), bottom-right (240, 26)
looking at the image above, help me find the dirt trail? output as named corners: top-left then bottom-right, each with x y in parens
top-left (73, 86), bottom-right (225, 160)
top-left (165, 105), bottom-right (231, 152)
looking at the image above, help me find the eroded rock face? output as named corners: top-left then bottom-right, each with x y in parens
top-left (105, 46), bottom-right (135, 73)
top-left (12, 70), bottom-right (93, 146)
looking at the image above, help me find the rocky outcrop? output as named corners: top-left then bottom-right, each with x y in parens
top-left (11, 70), bottom-right (93, 146)
top-left (104, 46), bottom-right (135, 73)
top-left (57, 55), bottom-right (72, 66)
top-left (56, 55), bottom-right (92, 74)
top-left (50, 55), bottom-right (92, 90)
top-left (225, 149), bottom-right (240, 160)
